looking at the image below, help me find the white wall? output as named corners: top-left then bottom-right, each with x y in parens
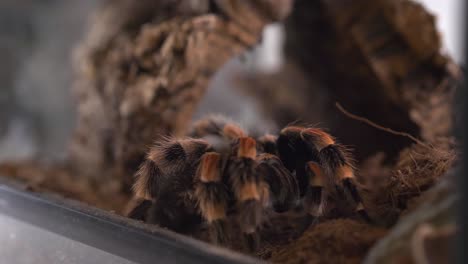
top-left (255, 0), bottom-right (465, 70)
top-left (416, 0), bottom-right (464, 63)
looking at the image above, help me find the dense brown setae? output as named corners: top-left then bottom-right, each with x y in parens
top-left (128, 115), bottom-right (371, 251)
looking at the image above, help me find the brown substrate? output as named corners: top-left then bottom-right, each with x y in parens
top-left (256, 139), bottom-right (457, 263)
top-left (266, 219), bottom-right (388, 264)
top-left (0, 161), bottom-right (129, 213)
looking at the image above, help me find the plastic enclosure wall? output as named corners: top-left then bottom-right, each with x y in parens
top-left (0, 180), bottom-right (258, 264)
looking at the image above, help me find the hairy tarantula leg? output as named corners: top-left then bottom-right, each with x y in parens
top-left (133, 158), bottom-right (162, 200)
top-left (195, 152), bottom-right (230, 244)
top-left (133, 139), bottom-right (191, 200)
top-left (127, 199), bottom-right (153, 221)
top-left (293, 128), bottom-right (372, 221)
top-left (243, 232), bottom-right (260, 252)
top-left (321, 149), bottom-right (371, 221)
top-left (303, 129), bottom-right (371, 222)
top-left (257, 134), bottom-right (279, 155)
top-left (131, 138), bottom-right (212, 232)
top-left (277, 126), bottom-right (318, 197)
top-left (341, 176), bottom-right (372, 222)
top-left (189, 114), bottom-right (246, 140)
top-left (228, 137), bottom-right (263, 250)
top-left (257, 153), bottom-right (299, 212)
top-left (304, 161), bottom-right (326, 217)
top-left (132, 138), bottom-right (210, 200)
top-left (277, 127), bottom-right (308, 171)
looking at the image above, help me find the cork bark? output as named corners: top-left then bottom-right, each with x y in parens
top-left (239, 0), bottom-right (459, 162)
top-left (70, 0), bottom-right (293, 188)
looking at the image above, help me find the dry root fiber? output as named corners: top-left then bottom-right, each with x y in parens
top-left (360, 140), bottom-right (457, 226)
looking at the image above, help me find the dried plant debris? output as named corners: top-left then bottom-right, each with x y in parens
top-left (360, 140), bottom-right (457, 226)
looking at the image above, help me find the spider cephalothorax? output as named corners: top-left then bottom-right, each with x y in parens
top-left (128, 115), bottom-right (369, 250)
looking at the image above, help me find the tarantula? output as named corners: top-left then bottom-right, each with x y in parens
top-left (128, 115), bottom-right (369, 250)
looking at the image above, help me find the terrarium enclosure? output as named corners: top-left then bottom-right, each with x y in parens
top-left (0, 0), bottom-right (465, 263)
